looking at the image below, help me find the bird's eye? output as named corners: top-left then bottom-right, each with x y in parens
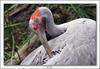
top-left (42, 17), bottom-right (46, 30)
top-left (42, 17), bottom-right (46, 23)
top-left (33, 24), bottom-right (39, 32)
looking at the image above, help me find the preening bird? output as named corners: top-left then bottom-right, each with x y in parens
top-left (20, 7), bottom-right (96, 65)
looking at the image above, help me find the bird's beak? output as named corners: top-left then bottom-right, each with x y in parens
top-left (34, 18), bottom-right (53, 58)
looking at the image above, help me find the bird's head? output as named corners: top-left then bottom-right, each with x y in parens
top-left (29, 7), bottom-right (48, 43)
top-left (29, 7), bottom-right (53, 33)
top-left (29, 7), bottom-right (53, 58)
top-left (29, 7), bottom-right (45, 32)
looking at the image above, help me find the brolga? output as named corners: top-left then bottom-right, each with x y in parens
top-left (21, 7), bottom-right (96, 65)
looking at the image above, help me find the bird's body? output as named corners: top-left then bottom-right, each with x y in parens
top-left (21, 7), bottom-right (96, 65)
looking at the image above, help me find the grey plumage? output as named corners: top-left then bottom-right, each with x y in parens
top-left (21, 18), bottom-right (96, 65)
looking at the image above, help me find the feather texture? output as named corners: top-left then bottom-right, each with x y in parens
top-left (21, 18), bottom-right (96, 65)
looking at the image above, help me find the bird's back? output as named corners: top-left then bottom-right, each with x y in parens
top-left (20, 18), bottom-right (96, 65)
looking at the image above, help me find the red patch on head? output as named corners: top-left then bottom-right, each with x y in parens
top-left (31, 8), bottom-right (41, 20)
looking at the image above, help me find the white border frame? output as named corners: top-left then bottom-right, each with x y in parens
top-left (0, 0), bottom-right (100, 69)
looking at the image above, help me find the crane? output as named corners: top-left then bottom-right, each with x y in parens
top-left (20, 7), bottom-right (96, 65)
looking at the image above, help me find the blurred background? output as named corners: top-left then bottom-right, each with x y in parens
top-left (4, 4), bottom-right (96, 65)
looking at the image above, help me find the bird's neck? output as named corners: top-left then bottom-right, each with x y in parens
top-left (45, 14), bottom-right (65, 38)
top-left (39, 7), bottom-right (66, 37)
